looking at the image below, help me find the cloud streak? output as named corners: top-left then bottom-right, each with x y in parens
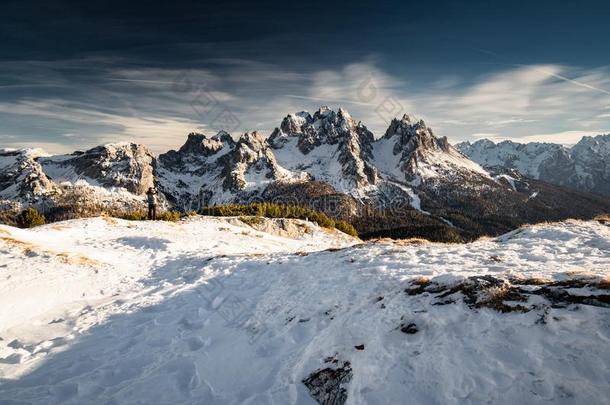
top-left (0, 58), bottom-right (609, 153)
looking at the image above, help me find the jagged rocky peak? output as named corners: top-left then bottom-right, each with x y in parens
top-left (374, 114), bottom-right (490, 182)
top-left (573, 133), bottom-right (610, 155)
top-left (270, 106), bottom-right (375, 154)
top-left (159, 131), bottom-right (236, 169)
top-left (40, 143), bottom-right (155, 195)
top-left (229, 131), bottom-right (277, 174)
top-left (383, 114), bottom-right (451, 155)
top-left (177, 131), bottom-right (235, 156)
top-left (0, 148), bottom-right (57, 203)
top-left (235, 130), bottom-right (267, 152)
top-left (279, 111), bottom-right (313, 134)
top-left (220, 131), bottom-right (296, 193)
top-left (269, 107), bottom-right (378, 190)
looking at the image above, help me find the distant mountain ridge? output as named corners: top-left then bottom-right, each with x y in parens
top-left (2, 107), bottom-right (609, 241)
top-left (456, 135), bottom-right (610, 195)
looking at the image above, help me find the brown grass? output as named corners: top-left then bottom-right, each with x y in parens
top-left (478, 285), bottom-right (529, 313)
top-left (510, 275), bottom-right (553, 285)
top-left (0, 236), bottom-right (35, 250)
top-left (395, 238), bottom-right (430, 246)
top-left (49, 224), bottom-right (71, 231)
top-left (55, 252), bottom-right (100, 266)
top-left (404, 276), bottom-right (432, 295)
top-left (1, 236), bottom-right (99, 266)
top-left (412, 276), bottom-right (431, 286)
top-left (101, 215), bottom-right (119, 225)
top-left (594, 213), bottom-right (610, 224)
top-left (370, 237), bottom-right (431, 246)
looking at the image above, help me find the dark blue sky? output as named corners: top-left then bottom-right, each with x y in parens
top-left (1, 0), bottom-right (610, 152)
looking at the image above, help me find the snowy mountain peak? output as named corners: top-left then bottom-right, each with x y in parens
top-left (269, 107), bottom-right (378, 192)
top-left (237, 130), bottom-right (267, 151)
top-left (271, 106), bottom-right (373, 152)
top-left (573, 133), bottom-right (610, 154)
top-left (374, 114), bottom-right (488, 182)
top-left (177, 132), bottom-right (234, 157)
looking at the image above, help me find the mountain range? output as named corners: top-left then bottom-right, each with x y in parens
top-left (1, 107), bottom-right (609, 241)
top-left (456, 135), bottom-right (610, 195)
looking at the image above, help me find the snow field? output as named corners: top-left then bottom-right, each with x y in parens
top-left (0, 217), bottom-right (608, 404)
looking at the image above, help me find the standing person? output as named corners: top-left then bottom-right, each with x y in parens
top-left (146, 187), bottom-right (157, 220)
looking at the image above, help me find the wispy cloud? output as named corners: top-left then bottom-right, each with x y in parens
top-left (516, 64), bottom-right (610, 96)
top-left (0, 58), bottom-right (609, 153)
top-left (284, 95), bottom-right (374, 107)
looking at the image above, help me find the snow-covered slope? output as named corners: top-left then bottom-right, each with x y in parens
top-left (1, 217), bottom-right (608, 404)
top-left (457, 135), bottom-right (610, 195)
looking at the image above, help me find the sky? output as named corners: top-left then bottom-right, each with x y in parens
top-left (1, 0), bottom-right (610, 154)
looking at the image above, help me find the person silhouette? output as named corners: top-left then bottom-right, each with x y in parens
top-left (146, 187), bottom-right (157, 220)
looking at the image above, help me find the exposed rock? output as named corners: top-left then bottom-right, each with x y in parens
top-left (157, 131), bottom-right (304, 211)
top-left (269, 106), bottom-right (378, 192)
top-left (0, 149), bottom-right (58, 206)
top-left (302, 361), bottom-right (353, 405)
top-left (40, 143), bottom-right (155, 195)
top-left (400, 323), bottom-right (418, 334)
top-left (405, 275), bottom-right (610, 312)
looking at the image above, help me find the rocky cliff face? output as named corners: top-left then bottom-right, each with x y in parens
top-left (157, 131), bottom-right (306, 211)
top-left (0, 149), bottom-right (57, 205)
top-left (570, 135), bottom-right (610, 195)
top-left (456, 135), bottom-right (610, 195)
top-left (0, 144), bottom-right (155, 214)
top-left (374, 115), bottom-right (490, 184)
top-left (268, 107), bottom-right (379, 193)
top-left (39, 143), bottom-right (155, 195)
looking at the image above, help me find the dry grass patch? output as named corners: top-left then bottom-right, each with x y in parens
top-left (101, 215), bottom-right (119, 225)
top-left (1, 236), bottom-right (35, 250)
top-left (395, 237), bottom-right (430, 246)
top-left (55, 252), bottom-right (100, 266)
top-left (478, 285), bottom-right (529, 313)
top-left (404, 276), bottom-right (433, 295)
top-left (1, 236), bottom-right (100, 266)
top-left (509, 275), bottom-right (553, 285)
top-left (594, 213), bottom-right (610, 224)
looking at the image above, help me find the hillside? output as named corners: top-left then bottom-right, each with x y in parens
top-left (0, 217), bottom-right (608, 404)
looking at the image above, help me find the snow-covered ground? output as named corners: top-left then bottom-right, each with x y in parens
top-left (0, 217), bottom-right (609, 404)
